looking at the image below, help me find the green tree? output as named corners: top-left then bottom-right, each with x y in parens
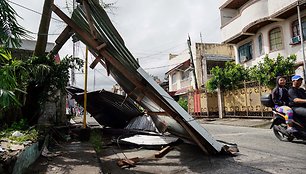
top-left (249, 54), bottom-right (296, 88)
top-left (0, 48), bottom-right (26, 111)
top-left (206, 61), bottom-right (248, 91)
top-left (178, 97), bottom-right (188, 111)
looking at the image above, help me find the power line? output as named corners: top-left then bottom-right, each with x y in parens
top-left (8, 0), bottom-right (64, 23)
top-left (136, 42), bottom-right (186, 60)
top-left (143, 63), bottom-right (180, 70)
top-left (28, 32), bottom-right (61, 36)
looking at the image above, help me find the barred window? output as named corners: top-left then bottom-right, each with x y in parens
top-left (269, 27), bottom-right (283, 51)
top-left (238, 42), bottom-right (252, 63)
top-left (292, 17), bottom-right (306, 39)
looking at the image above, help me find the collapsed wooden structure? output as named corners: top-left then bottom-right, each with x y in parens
top-left (50, 0), bottom-right (228, 154)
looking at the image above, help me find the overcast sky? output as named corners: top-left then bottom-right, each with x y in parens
top-left (10, 0), bottom-right (222, 91)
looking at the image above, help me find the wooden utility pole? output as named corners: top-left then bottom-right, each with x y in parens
top-left (187, 35), bottom-right (198, 90)
top-left (34, 0), bottom-right (54, 57)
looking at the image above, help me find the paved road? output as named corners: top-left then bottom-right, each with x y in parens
top-left (203, 124), bottom-right (306, 174)
top-left (99, 124), bottom-right (306, 174)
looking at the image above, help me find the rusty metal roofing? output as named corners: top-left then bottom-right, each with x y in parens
top-left (51, 0), bottom-right (231, 154)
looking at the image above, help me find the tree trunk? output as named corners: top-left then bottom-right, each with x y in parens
top-left (217, 86), bottom-right (224, 119)
top-left (34, 0), bottom-right (54, 57)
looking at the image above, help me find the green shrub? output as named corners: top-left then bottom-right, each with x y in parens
top-left (178, 97), bottom-right (188, 111)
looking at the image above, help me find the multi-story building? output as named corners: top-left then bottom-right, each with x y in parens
top-left (220, 0), bottom-right (306, 75)
top-left (166, 43), bottom-right (234, 96)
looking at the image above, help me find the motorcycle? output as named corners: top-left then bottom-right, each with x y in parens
top-left (260, 94), bottom-right (306, 142)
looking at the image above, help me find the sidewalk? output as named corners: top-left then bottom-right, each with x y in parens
top-left (25, 141), bottom-right (102, 174)
top-left (199, 118), bottom-right (272, 129)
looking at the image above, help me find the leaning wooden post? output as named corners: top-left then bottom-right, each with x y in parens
top-left (217, 86), bottom-right (224, 119)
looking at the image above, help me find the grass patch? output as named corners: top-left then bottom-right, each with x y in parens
top-left (0, 129), bottom-right (38, 144)
top-left (89, 129), bottom-right (103, 153)
top-left (0, 119), bottom-right (38, 144)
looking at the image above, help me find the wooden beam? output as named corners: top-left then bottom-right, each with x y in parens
top-left (82, 0), bottom-right (98, 39)
top-left (51, 4), bottom-right (142, 87)
top-left (96, 43), bottom-right (107, 51)
top-left (147, 111), bottom-right (169, 116)
top-left (90, 56), bottom-right (102, 69)
top-left (143, 89), bottom-right (212, 154)
top-left (50, 26), bottom-right (73, 56)
top-left (155, 146), bottom-right (173, 158)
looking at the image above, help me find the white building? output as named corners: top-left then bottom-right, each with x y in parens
top-left (220, 0), bottom-right (306, 75)
top-left (166, 43), bottom-right (234, 95)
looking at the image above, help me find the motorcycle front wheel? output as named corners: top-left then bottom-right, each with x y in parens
top-left (273, 125), bottom-right (294, 142)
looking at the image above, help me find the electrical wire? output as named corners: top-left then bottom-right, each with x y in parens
top-left (136, 43), bottom-right (186, 60)
top-left (7, 0), bottom-right (64, 23)
top-left (143, 63), bottom-right (180, 70)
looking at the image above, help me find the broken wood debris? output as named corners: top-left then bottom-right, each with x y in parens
top-left (117, 157), bottom-right (139, 168)
top-left (154, 146), bottom-right (173, 158)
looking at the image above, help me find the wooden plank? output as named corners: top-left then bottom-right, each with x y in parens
top-left (51, 4), bottom-right (143, 87)
top-left (50, 26), bottom-right (73, 56)
top-left (117, 157), bottom-right (139, 168)
top-left (155, 146), bottom-right (173, 158)
top-left (96, 43), bottom-right (107, 51)
top-left (147, 111), bottom-right (169, 116)
top-left (83, 0), bottom-right (98, 39)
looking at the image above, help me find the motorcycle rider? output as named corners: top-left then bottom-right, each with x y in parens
top-left (271, 76), bottom-right (296, 133)
top-left (288, 75), bottom-right (306, 121)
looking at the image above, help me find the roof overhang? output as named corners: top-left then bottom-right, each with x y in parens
top-left (273, 1), bottom-right (306, 19)
top-left (223, 18), bottom-right (283, 44)
top-left (165, 59), bottom-right (190, 76)
top-left (223, 1), bottom-right (306, 44)
top-left (220, 0), bottom-right (250, 9)
top-left (223, 32), bottom-right (255, 44)
top-left (205, 55), bottom-right (234, 61)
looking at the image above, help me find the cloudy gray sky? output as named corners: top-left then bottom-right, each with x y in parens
top-left (10, 0), bottom-right (221, 91)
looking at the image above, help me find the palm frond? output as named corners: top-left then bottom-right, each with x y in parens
top-left (0, 0), bottom-right (29, 48)
top-left (0, 89), bottom-right (22, 110)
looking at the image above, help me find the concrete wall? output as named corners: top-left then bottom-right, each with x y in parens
top-left (195, 43), bottom-right (235, 87)
top-left (12, 143), bottom-right (41, 174)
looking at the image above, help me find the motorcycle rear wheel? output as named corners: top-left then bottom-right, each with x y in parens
top-left (273, 125), bottom-right (294, 142)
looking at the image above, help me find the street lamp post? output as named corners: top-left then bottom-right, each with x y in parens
top-left (297, 1), bottom-right (306, 81)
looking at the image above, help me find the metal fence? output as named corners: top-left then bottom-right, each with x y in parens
top-left (188, 81), bottom-right (273, 118)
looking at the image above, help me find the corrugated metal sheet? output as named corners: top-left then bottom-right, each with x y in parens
top-left (120, 135), bottom-right (178, 146)
top-left (51, 0), bottom-right (231, 154)
top-left (125, 115), bottom-right (159, 133)
top-left (72, 90), bottom-right (142, 128)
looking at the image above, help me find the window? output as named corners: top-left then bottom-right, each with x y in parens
top-left (269, 27), bottom-right (282, 51)
top-left (182, 70), bottom-right (190, 80)
top-left (258, 34), bottom-right (263, 55)
top-left (238, 42), bottom-right (253, 63)
top-left (172, 73), bottom-right (177, 84)
top-left (292, 17), bottom-right (306, 39)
